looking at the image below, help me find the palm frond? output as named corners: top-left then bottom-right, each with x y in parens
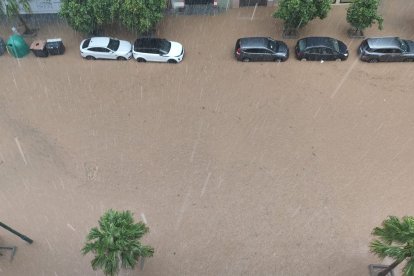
top-left (82, 209), bottom-right (154, 276)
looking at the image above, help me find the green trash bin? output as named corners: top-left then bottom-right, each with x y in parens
top-left (6, 35), bottom-right (30, 58)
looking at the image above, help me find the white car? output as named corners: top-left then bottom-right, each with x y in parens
top-left (132, 38), bottom-right (184, 63)
top-left (80, 37), bottom-right (132, 60)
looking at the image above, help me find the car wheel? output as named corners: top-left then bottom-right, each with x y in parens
top-left (300, 58), bottom-right (307, 61)
top-left (137, 58), bottom-right (146, 62)
top-left (167, 59), bottom-right (178, 64)
top-left (85, 56), bottom-right (96, 60)
top-left (335, 58), bottom-right (342, 62)
top-left (274, 58), bottom-right (282, 62)
top-left (403, 58), bottom-right (414, 62)
top-left (117, 56), bottom-right (127, 61)
top-left (368, 59), bottom-right (379, 63)
top-left (242, 58), bottom-right (250, 62)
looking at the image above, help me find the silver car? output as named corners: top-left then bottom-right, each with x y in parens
top-left (359, 37), bottom-right (414, 63)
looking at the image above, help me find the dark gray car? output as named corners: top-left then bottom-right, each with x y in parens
top-left (359, 37), bottom-right (414, 62)
top-left (235, 37), bottom-right (289, 62)
top-left (295, 37), bottom-right (349, 61)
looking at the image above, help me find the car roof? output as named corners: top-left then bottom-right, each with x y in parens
top-left (134, 38), bottom-right (167, 48)
top-left (299, 37), bottom-right (337, 48)
top-left (88, 37), bottom-right (110, 48)
top-left (239, 37), bottom-right (271, 48)
top-left (366, 37), bottom-right (401, 49)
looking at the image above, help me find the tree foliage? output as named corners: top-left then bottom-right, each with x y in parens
top-left (82, 209), bottom-right (154, 276)
top-left (273, 0), bottom-right (332, 30)
top-left (346, 0), bottom-right (383, 32)
top-left (59, 0), bottom-right (166, 35)
top-left (370, 216), bottom-right (414, 276)
top-left (0, 0), bottom-right (32, 33)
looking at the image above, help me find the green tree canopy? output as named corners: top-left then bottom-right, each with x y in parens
top-left (370, 216), bottom-right (414, 276)
top-left (0, 0), bottom-right (33, 33)
top-left (59, 0), bottom-right (166, 35)
top-left (273, 0), bottom-right (332, 31)
top-left (346, 0), bottom-right (383, 33)
top-left (82, 209), bottom-right (154, 276)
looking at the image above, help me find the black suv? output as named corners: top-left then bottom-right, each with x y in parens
top-left (358, 37), bottom-right (414, 62)
top-left (295, 37), bottom-right (349, 61)
top-left (235, 37), bottom-right (289, 62)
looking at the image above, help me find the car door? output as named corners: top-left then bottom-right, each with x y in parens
top-left (244, 48), bottom-right (261, 61)
top-left (306, 47), bottom-right (320, 61)
top-left (93, 47), bottom-right (112, 59)
top-left (87, 47), bottom-right (101, 58)
top-left (389, 48), bottom-right (403, 61)
top-left (321, 47), bottom-right (335, 60)
top-left (261, 48), bottom-right (275, 61)
top-left (376, 49), bottom-right (389, 62)
top-left (147, 49), bottom-right (164, 62)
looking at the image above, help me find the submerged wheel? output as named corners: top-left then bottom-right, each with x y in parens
top-left (85, 56), bottom-right (96, 60)
top-left (167, 59), bottom-right (178, 64)
top-left (117, 56), bottom-right (127, 60)
top-left (403, 58), bottom-right (414, 62)
top-left (137, 58), bottom-right (146, 62)
top-left (368, 59), bottom-right (379, 63)
top-left (242, 58), bottom-right (250, 62)
top-left (300, 58), bottom-right (307, 61)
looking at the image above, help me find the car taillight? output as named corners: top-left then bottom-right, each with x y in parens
top-left (236, 48), bottom-right (241, 55)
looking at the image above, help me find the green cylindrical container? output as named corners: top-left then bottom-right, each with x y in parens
top-left (6, 35), bottom-right (30, 58)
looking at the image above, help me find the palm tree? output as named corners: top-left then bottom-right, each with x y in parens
top-left (0, 0), bottom-right (33, 34)
top-left (82, 209), bottom-right (154, 276)
top-left (370, 216), bottom-right (414, 276)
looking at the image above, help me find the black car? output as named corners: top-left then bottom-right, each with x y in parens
top-left (235, 37), bottom-right (289, 62)
top-left (295, 37), bottom-right (349, 61)
top-left (358, 37), bottom-right (414, 62)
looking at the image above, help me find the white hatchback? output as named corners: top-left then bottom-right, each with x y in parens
top-left (80, 37), bottom-right (132, 60)
top-left (132, 38), bottom-right (184, 63)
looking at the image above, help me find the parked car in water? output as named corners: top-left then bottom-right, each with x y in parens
top-left (295, 37), bottom-right (349, 61)
top-left (234, 37), bottom-right (289, 62)
top-left (80, 37), bottom-right (132, 60)
top-left (132, 37), bottom-right (184, 63)
top-left (358, 37), bottom-right (414, 62)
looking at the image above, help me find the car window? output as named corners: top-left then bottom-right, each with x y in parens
top-left (321, 48), bottom-right (333, 55)
top-left (107, 39), bottom-right (120, 51)
top-left (244, 49), bottom-right (259, 53)
top-left (374, 49), bottom-right (388, 54)
top-left (309, 48), bottom-right (320, 54)
top-left (88, 47), bottom-right (100, 52)
top-left (146, 49), bottom-right (159, 54)
top-left (390, 49), bottom-right (402, 54)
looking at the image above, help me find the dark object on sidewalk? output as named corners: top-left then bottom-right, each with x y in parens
top-left (30, 40), bottom-right (49, 57)
top-left (46, 38), bottom-right (65, 55)
top-left (0, 221), bottom-right (33, 244)
top-left (0, 37), bottom-right (5, 56)
top-left (0, 246), bottom-right (17, 261)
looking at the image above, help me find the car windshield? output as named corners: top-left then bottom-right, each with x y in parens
top-left (82, 39), bottom-right (90, 49)
top-left (158, 39), bottom-right (171, 53)
top-left (107, 39), bottom-right (120, 51)
top-left (329, 38), bottom-right (340, 52)
top-left (268, 40), bottom-right (278, 52)
top-left (398, 38), bottom-right (408, 52)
